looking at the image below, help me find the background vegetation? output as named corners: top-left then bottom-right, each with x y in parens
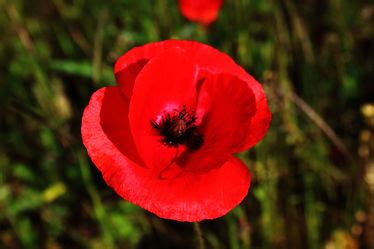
top-left (0, 0), bottom-right (373, 248)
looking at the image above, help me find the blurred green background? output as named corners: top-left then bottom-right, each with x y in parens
top-left (0, 0), bottom-right (373, 248)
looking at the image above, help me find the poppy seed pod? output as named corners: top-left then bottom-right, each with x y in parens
top-left (81, 40), bottom-right (271, 221)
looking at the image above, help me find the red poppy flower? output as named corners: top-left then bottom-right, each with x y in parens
top-left (178, 0), bottom-right (224, 26)
top-left (81, 40), bottom-right (271, 222)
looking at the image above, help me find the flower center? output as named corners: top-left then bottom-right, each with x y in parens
top-left (151, 106), bottom-right (203, 151)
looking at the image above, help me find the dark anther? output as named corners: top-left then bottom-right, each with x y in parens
top-left (151, 106), bottom-right (203, 151)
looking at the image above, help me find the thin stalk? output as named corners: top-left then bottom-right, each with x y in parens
top-left (193, 222), bottom-right (205, 249)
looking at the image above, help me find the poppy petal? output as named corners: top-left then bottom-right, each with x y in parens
top-left (128, 48), bottom-right (200, 171)
top-left (176, 72), bottom-right (257, 171)
top-left (82, 86), bottom-right (251, 222)
top-left (136, 156), bottom-right (251, 222)
top-left (115, 40), bottom-right (271, 152)
top-left (166, 41), bottom-right (272, 151)
top-left (114, 59), bottom-right (148, 100)
top-left (114, 42), bottom-right (185, 99)
top-left (82, 87), bottom-right (143, 167)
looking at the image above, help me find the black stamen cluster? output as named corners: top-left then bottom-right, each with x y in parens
top-left (151, 106), bottom-right (203, 151)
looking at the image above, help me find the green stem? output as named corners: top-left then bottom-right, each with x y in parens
top-left (193, 222), bottom-right (205, 249)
